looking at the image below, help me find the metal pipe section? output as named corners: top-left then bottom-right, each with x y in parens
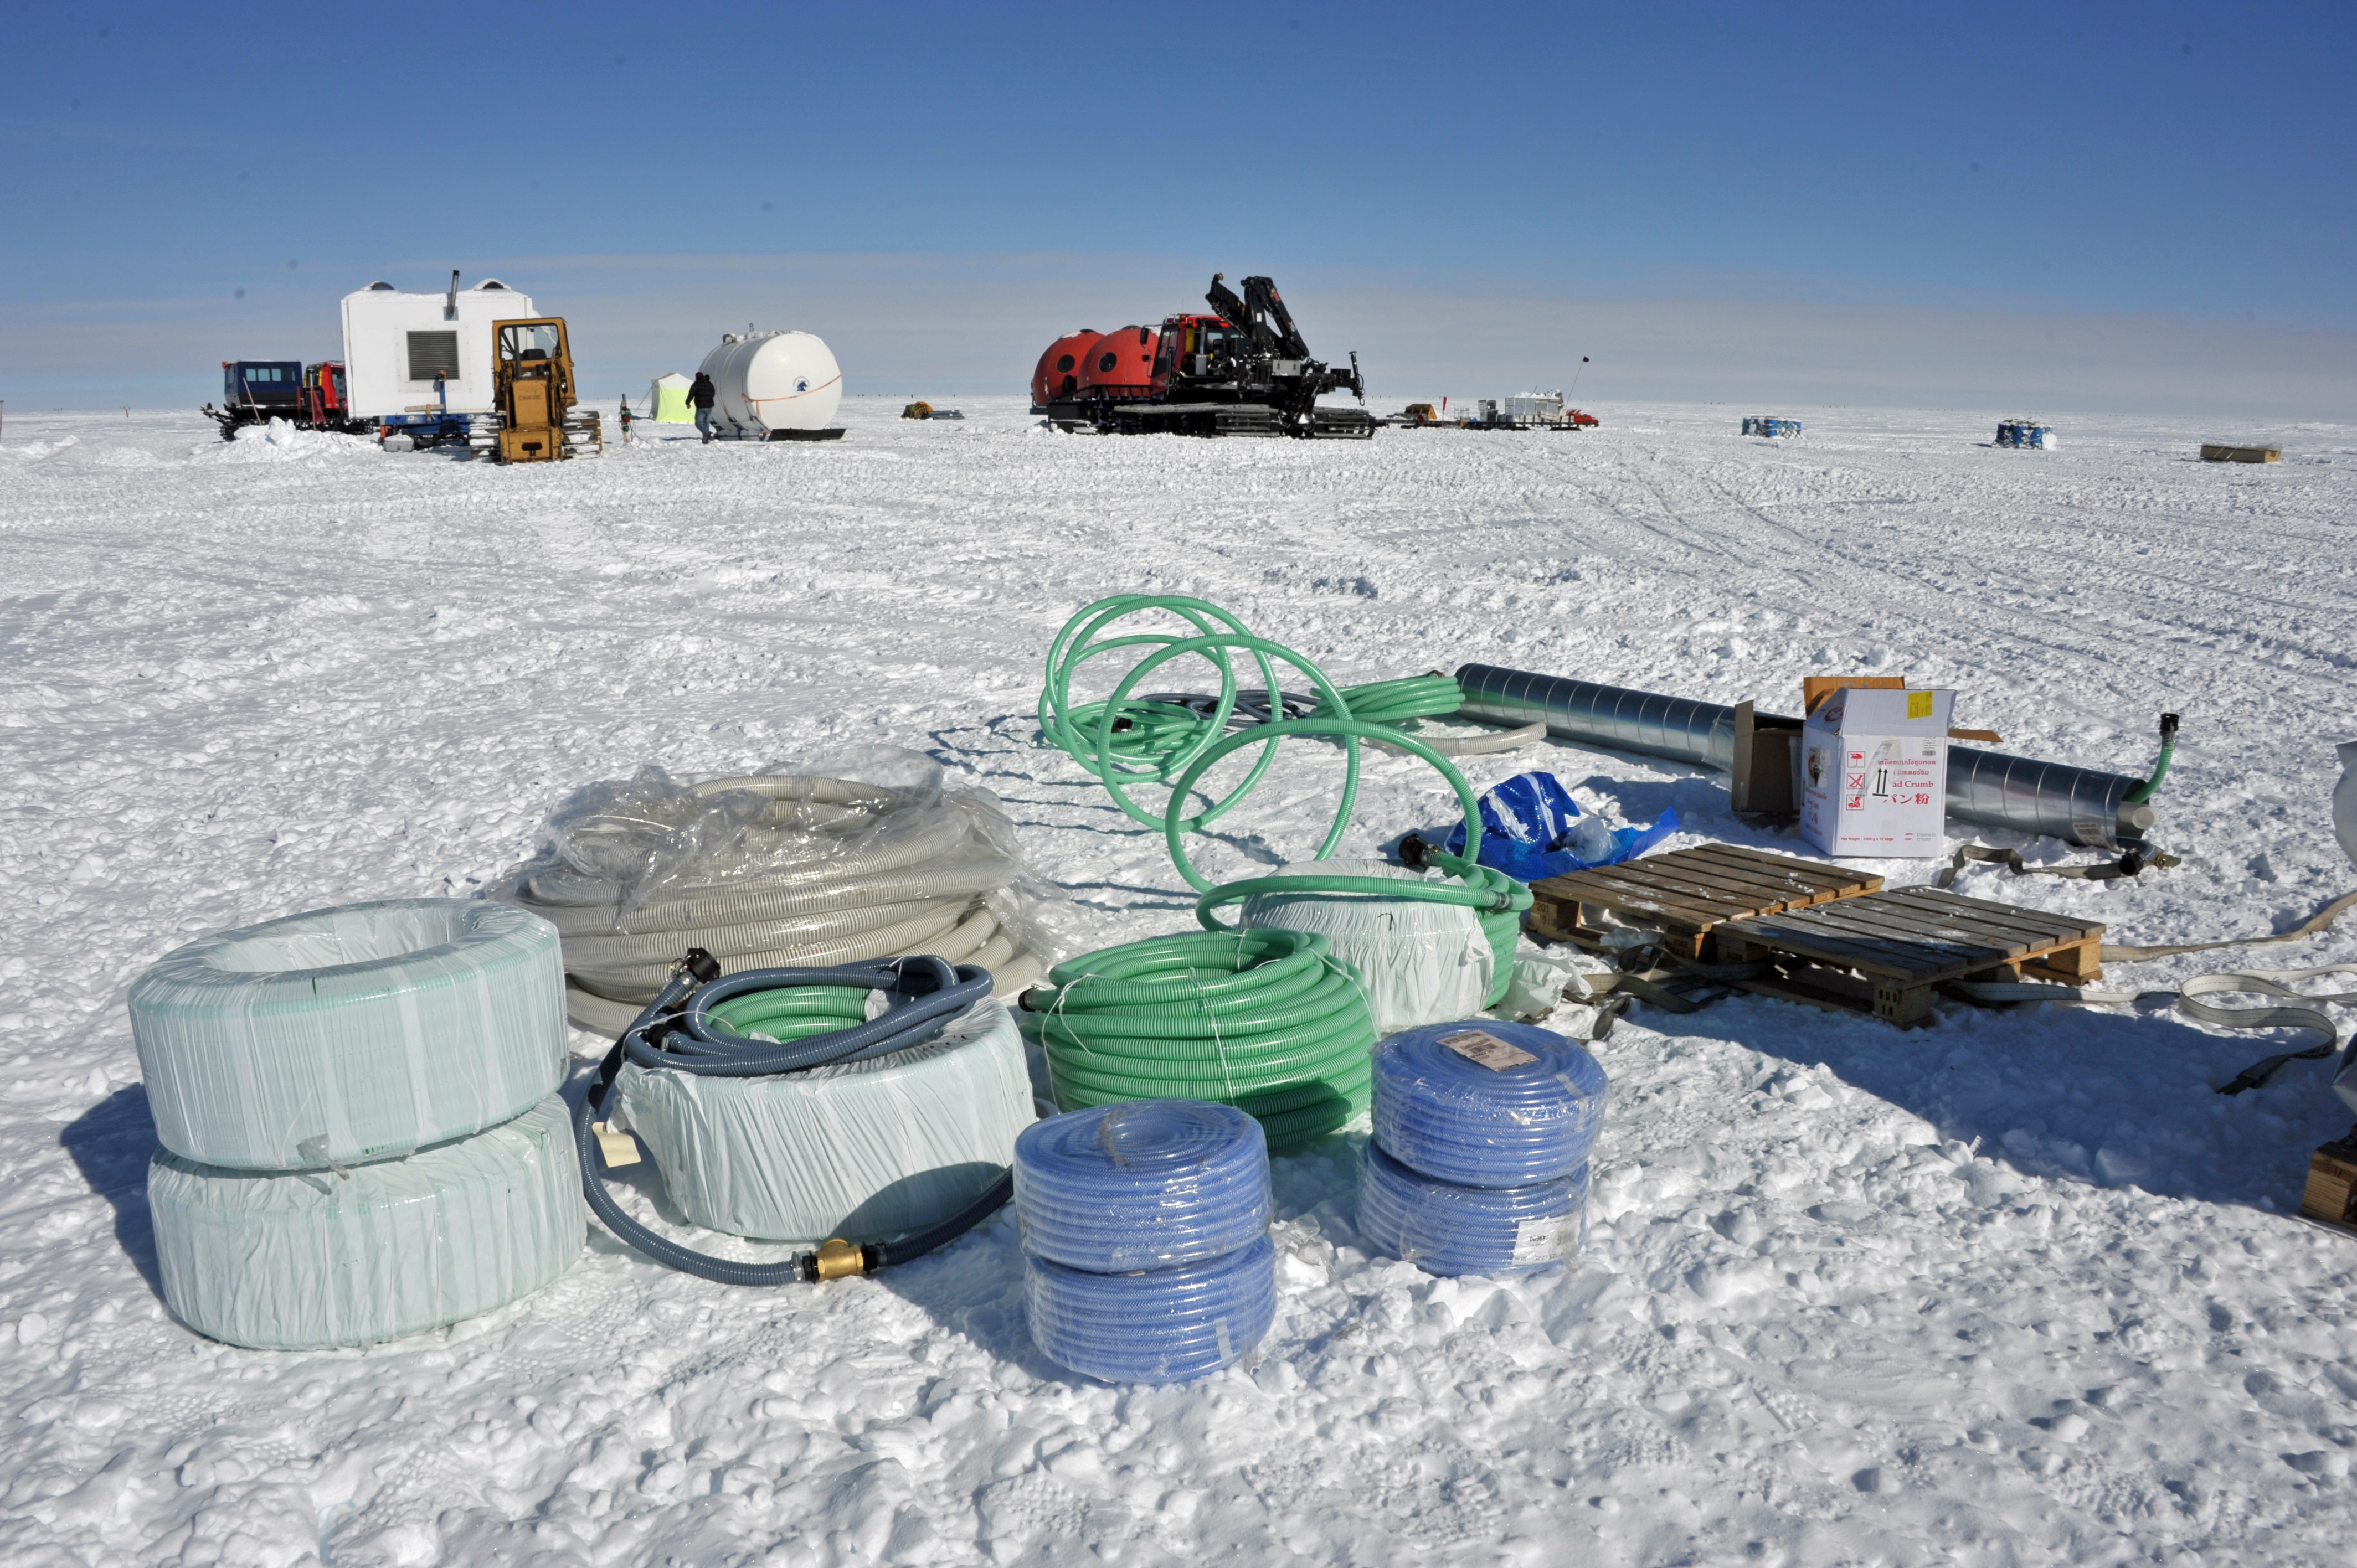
top-left (1455, 664), bottom-right (1739, 772)
top-left (1456, 663), bottom-right (2154, 847)
top-left (1944, 748), bottom-right (2153, 848)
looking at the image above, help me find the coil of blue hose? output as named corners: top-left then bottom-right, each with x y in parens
top-left (1356, 1144), bottom-right (1589, 1278)
top-left (1024, 1234), bottom-right (1277, 1385)
top-left (1013, 1101), bottom-right (1270, 1272)
top-left (1370, 1019), bottom-right (1609, 1187)
top-left (574, 951), bottom-right (1007, 1286)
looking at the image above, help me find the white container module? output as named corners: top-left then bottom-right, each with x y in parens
top-left (697, 330), bottom-right (845, 439)
top-left (339, 277), bottom-right (535, 420)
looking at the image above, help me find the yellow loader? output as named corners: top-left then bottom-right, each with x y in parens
top-left (476, 317), bottom-right (602, 463)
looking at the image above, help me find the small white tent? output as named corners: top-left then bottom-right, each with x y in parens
top-left (642, 372), bottom-right (692, 423)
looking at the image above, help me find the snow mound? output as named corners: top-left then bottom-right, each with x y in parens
top-left (197, 417), bottom-right (381, 463)
top-left (0, 434), bottom-right (78, 463)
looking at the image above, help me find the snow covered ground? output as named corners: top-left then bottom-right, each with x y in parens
top-left (2, 395), bottom-right (2353, 1567)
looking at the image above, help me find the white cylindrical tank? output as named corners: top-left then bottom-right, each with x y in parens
top-left (697, 330), bottom-right (843, 439)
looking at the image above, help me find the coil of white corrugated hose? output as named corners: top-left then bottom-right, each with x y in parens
top-left (500, 772), bottom-right (1052, 1036)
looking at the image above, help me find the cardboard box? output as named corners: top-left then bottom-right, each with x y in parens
top-left (1800, 687), bottom-right (1953, 858)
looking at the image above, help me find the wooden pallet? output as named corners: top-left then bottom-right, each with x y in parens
top-left (1529, 844), bottom-right (1883, 960)
top-left (1712, 886), bottom-right (2105, 1027)
top-left (2299, 1131), bottom-right (2357, 1234)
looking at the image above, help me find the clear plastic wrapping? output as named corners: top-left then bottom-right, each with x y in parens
top-left (1371, 1020), bottom-right (1609, 1187)
top-left (492, 748), bottom-right (1054, 1005)
top-left (1013, 1101), bottom-right (1270, 1273)
top-left (130, 900), bottom-right (568, 1170)
top-left (1357, 1143), bottom-right (1589, 1278)
top-left (1024, 1234), bottom-right (1277, 1385)
top-left (148, 1095), bottom-right (584, 1350)
top-left (1238, 857), bottom-right (1492, 1032)
top-left (614, 998), bottom-right (1032, 1244)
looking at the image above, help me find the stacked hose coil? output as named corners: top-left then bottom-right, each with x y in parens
top-left (1019, 929), bottom-right (1376, 1150)
top-left (128, 900), bottom-right (583, 1349)
top-left (1035, 595), bottom-right (1533, 1020)
top-left (612, 977), bottom-right (1032, 1245)
top-left (1358, 1146), bottom-right (1591, 1279)
top-left (1357, 1019), bottom-right (1608, 1277)
top-left (1236, 858), bottom-right (1497, 1033)
top-left (578, 953), bottom-right (1021, 1285)
top-left (492, 751), bottom-right (1053, 1035)
top-left (1014, 1102), bottom-right (1276, 1383)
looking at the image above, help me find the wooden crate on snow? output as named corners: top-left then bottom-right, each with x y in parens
top-left (2299, 1131), bottom-right (2357, 1234)
top-left (1712, 886), bottom-right (2104, 1028)
top-left (1528, 844), bottom-right (1882, 960)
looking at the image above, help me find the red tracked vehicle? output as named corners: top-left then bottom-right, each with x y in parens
top-left (1033, 272), bottom-right (1371, 439)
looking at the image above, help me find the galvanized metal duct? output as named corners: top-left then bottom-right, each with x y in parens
top-left (1455, 663), bottom-right (2155, 848)
top-left (1454, 664), bottom-right (1740, 772)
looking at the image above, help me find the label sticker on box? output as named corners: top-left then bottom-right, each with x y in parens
top-left (1439, 1030), bottom-right (1538, 1071)
top-left (1907, 691), bottom-right (1934, 719)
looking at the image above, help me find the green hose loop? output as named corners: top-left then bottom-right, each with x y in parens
top-left (1036, 595), bottom-right (1275, 791)
top-left (708, 984), bottom-right (872, 1044)
top-left (1098, 632), bottom-right (1361, 841)
top-left (1018, 930), bottom-right (1377, 1150)
top-left (1162, 716), bottom-right (1475, 894)
top-left (1037, 595), bottom-right (1532, 1011)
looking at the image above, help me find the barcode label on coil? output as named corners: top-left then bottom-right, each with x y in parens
top-left (1439, 1030), bottom-right (1538, 1071)
top-left (1511, 1214), bottom-right (1577, 1263)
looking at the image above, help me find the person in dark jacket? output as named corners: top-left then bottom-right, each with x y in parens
top-left (687, 371), bottom-right (718, 442)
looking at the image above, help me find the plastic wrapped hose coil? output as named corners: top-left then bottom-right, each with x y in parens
top-left (1239, 857), bottom-right (1493, 1033)
top-left (1371, 1020), bottom-right (1609, 1187)
top-left (1020, 930), bottom-right (1376, 1151)
top-left (149, 1095), bottom-right (584, 1350)
top-left (1013, 1101), bottom-right (1270, 1272)
top-left (497, 761), bottom-right (1052, 1019)
top-left (615, 998), bottom-right (1032, 1244)
top-left (1025, 1234), bottom-right (1277, 1385)
top-left (129, 899), bottom-right (568, 1170)
top-left (1357, 1143), bottom-right (1588, 1278)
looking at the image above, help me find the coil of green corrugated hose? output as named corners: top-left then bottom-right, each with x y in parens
top-left (707, 983), bottom-right (872, 1042)
top-left (1020, 929), bottom-right (1376, 1150)
top-left (1037, 597), bottom-right (1532, 1007)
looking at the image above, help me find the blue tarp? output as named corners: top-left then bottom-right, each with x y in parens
top-left (1443, 772), bottom-right (1679, 883)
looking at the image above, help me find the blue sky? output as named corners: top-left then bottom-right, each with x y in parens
top-left (3, 3), bottom-right (2352, 413)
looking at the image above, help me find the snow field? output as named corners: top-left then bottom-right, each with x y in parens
top-left (0, 397), bottom-right (2353, 1565)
